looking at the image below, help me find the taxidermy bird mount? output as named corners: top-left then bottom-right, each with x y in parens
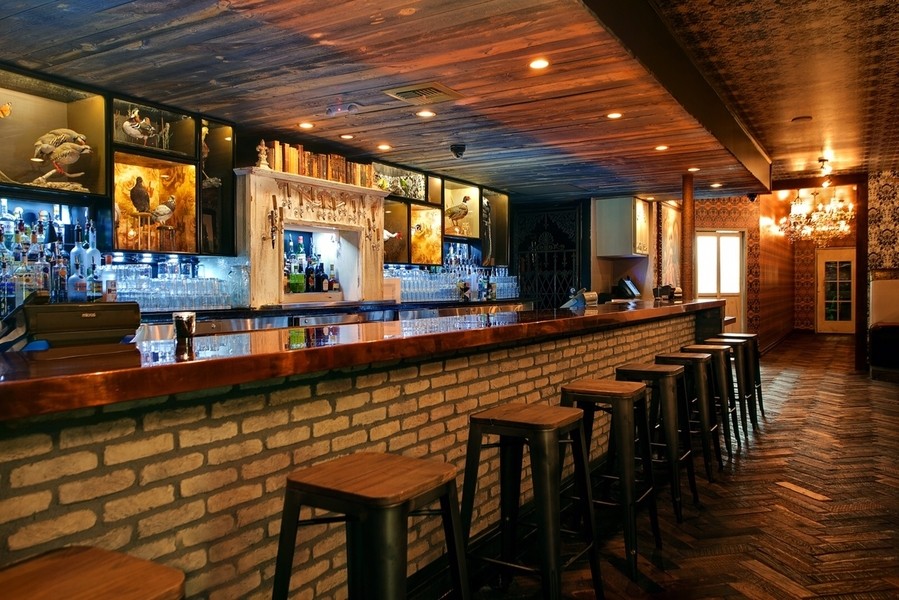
top-left (444, 195), bottom-right (470, 232)
top-left (130, 176), bottom-right (151, 213)
top-left (151, 195), bottom-right (176, 225)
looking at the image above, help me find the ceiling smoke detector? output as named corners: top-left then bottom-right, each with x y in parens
top-left (383, 82), bottom-right (462, 105)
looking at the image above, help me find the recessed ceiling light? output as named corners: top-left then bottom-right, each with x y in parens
top-left (529, 58), bottom-right (549, 70)
top-left (790, 115), bottom-right (813, 123)
top-left (710, 183), bottom-right (723, 188)
top-left (298, 122), bottom-right (314, 129)
top-left (655, 145), bottom-right (669, 151)
top-left (377, 143), bottom-right (392, 151)
top-left (416, 109), bottom-right (436, 118)
top-left (606, 112), bottom-right (622, 119)
top-left (645, 196), bottom-right (655, 201)
top-left (687, 167), bottom-right (700, 172)
top-left (340, 134), bottom-right (355, 140)
top-left (224, 136), bottom-right (232, 141)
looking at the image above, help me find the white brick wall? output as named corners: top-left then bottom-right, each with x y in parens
top-left (0, 315), bottom-right (696, 599)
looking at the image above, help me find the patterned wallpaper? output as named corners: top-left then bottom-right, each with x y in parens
top-left (869, 170), bottom-right (899, 269)
top-left (694, 197), bottom-right (761, 334)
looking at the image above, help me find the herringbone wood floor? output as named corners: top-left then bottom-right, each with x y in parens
top-left (473, 333), bottom-right (899, 599)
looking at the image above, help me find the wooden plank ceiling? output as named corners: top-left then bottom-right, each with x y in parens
top-left (7, 0), bottom-right (873, 203)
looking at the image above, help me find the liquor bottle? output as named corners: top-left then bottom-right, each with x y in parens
top-left (84, 221), bottom-right (102, 301)
top-left (0, 260), bottom-right (11, 317)
top-left (13, 249), bottom-right (33, 307)
top-left (67, 222), bottom-right (87, 303)
top-left (51, 254), bottom-right (68, 303)
top-left (0, 225), bottom-right (10, 263)
top-left (285, 234), bottom-right (296, 293)
top-left (34, 250), bottom-right (51, 293)
top-left (315, 257), bottom-right (327, 292)
top-left (296, 236), bottom-right (306, 270)
top-left (99, 254), bottom-right (117, 302)
top-left (305, 252), bottom-right (316, 292)
top-left (328, 264), bottom-right (340, 293)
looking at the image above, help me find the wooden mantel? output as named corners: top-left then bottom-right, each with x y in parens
top-left (235, 167), bottom-right (389, 308)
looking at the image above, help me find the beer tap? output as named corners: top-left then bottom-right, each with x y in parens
top-left (263, 195), bottom-right (279, 249)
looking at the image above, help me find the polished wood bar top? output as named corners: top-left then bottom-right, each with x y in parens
top-left (286, 452), bottom-right (457, 507)
top-left (0, 546), bottom-right (184, 600)
top-left (0, 299), bottom-right (723, 421)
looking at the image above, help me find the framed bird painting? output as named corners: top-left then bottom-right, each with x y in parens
top-left (113, 152), bottom-right (197, 253)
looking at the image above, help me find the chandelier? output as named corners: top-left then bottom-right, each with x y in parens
top-left (779, 189), bottom-right (854, 246)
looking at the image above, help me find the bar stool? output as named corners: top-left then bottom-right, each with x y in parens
top-left (718, 332), bottom-right (765, 419)
top-left (560, 379), bottom-right (661, 581)
top-left (0, 546), bottom-right (184, 599)
top-left (705, 337), bottom-right (758, 434)
top-left (460, 403), bottom-right (603, 600)
top-left (681, 344), bottom-right (740, 457)
top-left (272, 452), bottom-right (470, 600)
top-left (655, 352), bottom-right (724, 481)
top-left (616, 363), bottom-right (700, 523)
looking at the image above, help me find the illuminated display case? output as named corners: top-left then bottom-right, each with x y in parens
top-left (410, 204), bottom-right (442, 265)
top-left (481, 188), bottom-right (509, 266)
top-left (0, 67), bottom-right (106, 197)
top-left (112, 98), bottom-right (196, 157)
top-left (113, 151), bottom-right (197, 253)
top-left (443, 179), bottom-right (479, 239)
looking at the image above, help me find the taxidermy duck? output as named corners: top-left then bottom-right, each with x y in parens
top-left (129, 176), bottom-right (151, 213)
top-left (33, 128), bottom-right (87, 160)
top-left (151, 195), bottom-right (176, 225)
top-left (48, 142), bottom-right (91, 174)
top-left (444, 195), bottom-right (470, 230)
top-left (122, 110), bottom-right (156, 144)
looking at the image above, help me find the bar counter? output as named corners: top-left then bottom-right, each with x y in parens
top-left (0, 298), bottom-right (723, 599)
top-left (0, 300), bottom-right (723, 422)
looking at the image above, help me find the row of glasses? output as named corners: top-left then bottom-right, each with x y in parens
top-left (118, 275), bottom-right (231, 312)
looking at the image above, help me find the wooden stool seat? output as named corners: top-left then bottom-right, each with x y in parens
top-left (561, 379), bottom-right (646, 397)
top-left (470, 402), bottom-right (583, 431)
top-left (273, 452), bottom-right (470, 600)
top-left (560, 378), bottom-right (660, 581)
top-left (461, 403), bottom-right (604, 598)
top-left (0, 546), bottom-right (184, 600)
top-left (616, 362), bottom-right (700, 522)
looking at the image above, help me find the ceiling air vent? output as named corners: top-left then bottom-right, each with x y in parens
top-left (383, 82), bottom-right (462, 105)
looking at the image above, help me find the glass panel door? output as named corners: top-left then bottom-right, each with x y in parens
top-left (816, 248), bottom-right (855, 333)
